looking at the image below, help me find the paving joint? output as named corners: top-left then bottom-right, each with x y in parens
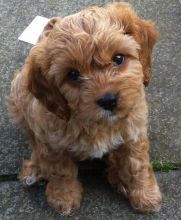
top-left (0, 162), bottom-right (180, 182)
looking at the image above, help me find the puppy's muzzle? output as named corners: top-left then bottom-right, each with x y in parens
top-left (97, 92), bottom-right (117, 112)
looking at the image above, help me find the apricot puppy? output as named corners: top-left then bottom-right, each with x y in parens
top-left (7, 2), bottom-right (161, 214)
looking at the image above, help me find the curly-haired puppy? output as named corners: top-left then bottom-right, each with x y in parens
top-left (7, 2), bottom-right (161, 214)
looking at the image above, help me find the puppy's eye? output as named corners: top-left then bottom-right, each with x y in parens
top-left (67, 69), bottom-right (80, 81)
top-left (112, 54), bottom-right (125, 65)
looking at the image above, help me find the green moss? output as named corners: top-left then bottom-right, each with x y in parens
top-left (0, 174), bottom-right (18, 181)
top-left (152, 161), bottom-right (181, 171)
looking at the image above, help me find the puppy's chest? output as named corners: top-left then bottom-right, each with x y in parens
top-left (68, 130), bottom-right (124, 159)
top-left (46, 122), bottom-right (124, 159)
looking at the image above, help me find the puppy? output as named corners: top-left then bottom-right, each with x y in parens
top-left (7, 2), bottom-right (161, 214)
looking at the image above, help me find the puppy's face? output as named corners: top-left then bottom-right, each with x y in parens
top-left (28, 3), bottom-right (158, 122)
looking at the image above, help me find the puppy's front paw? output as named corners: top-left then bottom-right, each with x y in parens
top-left (129, 187), bottom-right (162, 213)
top-left (46, 179), bottom-right (83, 214)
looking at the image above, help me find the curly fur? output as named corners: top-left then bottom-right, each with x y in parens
top-left (7, 2), bottom-right (161, 214)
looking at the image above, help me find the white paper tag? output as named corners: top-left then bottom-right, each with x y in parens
top-left (18, 16), bottom-right (50, 45)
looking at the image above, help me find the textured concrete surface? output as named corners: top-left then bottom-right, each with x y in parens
top-left (0, 0), bottom-right (181, 176)
top-left (0, 171), bottom-right (180, 220)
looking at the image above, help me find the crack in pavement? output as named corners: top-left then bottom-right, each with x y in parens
top-left (0, 162), bottom-right (180, 182)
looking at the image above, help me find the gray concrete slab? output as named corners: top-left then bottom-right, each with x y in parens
top-left (0, 171), bottom-right (180, 220)
top-left (0, 0), bottom-right (181, 175)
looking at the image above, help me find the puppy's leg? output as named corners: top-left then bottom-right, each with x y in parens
top-left (19, 135), bottom-right (43, 186)
top-left (20, 138), bottom-right (83, 214)
top-left (43, 152), bottom-right (83, 214)
top-left (107, 139), bottom-right (161, 213)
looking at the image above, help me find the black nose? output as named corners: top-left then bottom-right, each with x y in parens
top-left (97, 93), bottom-right (117, 111)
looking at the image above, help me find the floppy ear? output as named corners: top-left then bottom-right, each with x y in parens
top-left (26, 53), bottom-right (70, 120)
top-left (108, 3), bottom-right (159, 86)
top-left (134, 19), bottom-right (159, 86)
top-left (26, 17), bottom-right (69, 120)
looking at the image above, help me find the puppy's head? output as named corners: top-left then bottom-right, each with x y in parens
top-left (27, 2), bottom-right (158, 122)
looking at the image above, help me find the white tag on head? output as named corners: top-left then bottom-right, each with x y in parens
top-left (18, 16), bottom-right (50, 45)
